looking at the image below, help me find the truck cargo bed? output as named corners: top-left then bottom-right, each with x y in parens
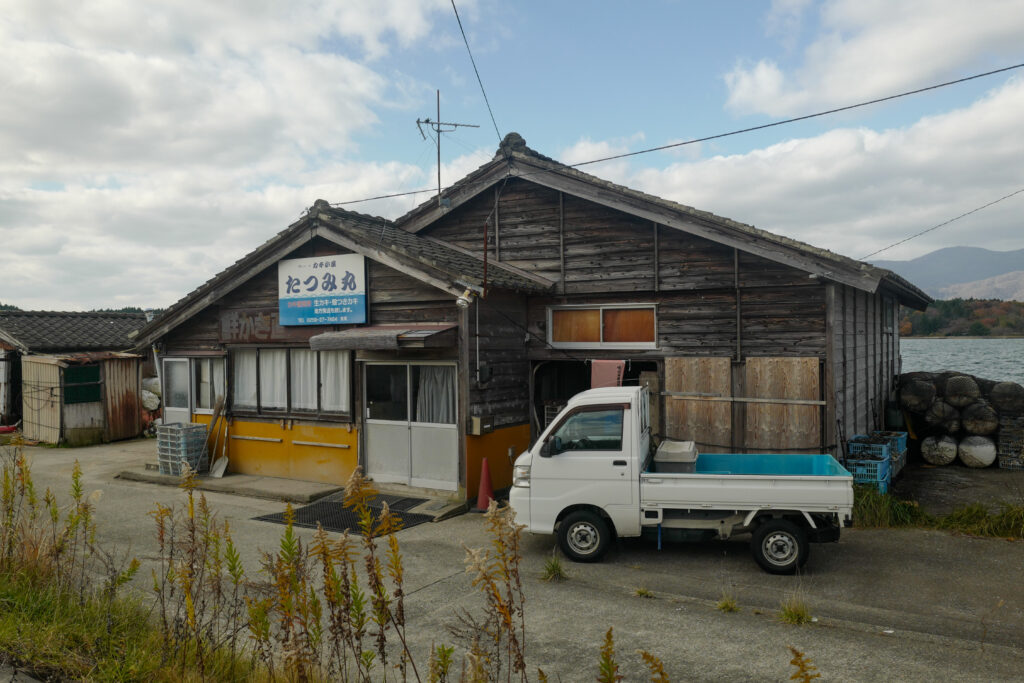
top-left (641, 452), bottom-right (852, 512)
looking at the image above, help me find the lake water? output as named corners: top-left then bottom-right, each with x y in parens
top-left (900, 338), bottom-right (1024, 384)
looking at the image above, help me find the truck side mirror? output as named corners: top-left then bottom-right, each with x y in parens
top-left (539, 440), bottom-right (552, 458)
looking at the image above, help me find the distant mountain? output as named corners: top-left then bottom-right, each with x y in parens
top-left (872, 246), bottom-right (1024, 299)
top-left (937, 271), bottom-right (1024, 302)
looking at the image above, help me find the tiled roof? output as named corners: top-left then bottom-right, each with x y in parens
top-left (321, 206), bottom-right (550, 293)
top-left (0, 311), bottom-right (147, 353)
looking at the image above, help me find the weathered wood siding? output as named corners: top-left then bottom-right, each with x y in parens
top-left (829, 284), bottom-right (900, 450)
top-left (468, 291), bottom-right (530, 428)
top-left (426, 179), bottom-right (826, 360)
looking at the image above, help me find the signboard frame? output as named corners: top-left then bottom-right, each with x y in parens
top-left (277, 254), bottom-right (367, 326)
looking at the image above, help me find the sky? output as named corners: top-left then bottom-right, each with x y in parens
top-left (2, 0), bottom-right (1024, 311)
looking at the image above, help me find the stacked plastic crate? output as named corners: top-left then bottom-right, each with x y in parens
top-left (845, 435), bottom-right (892, 493)
top-left (873, 430), bottom-right (908, 479)
top-left (157, 423), bottom-right (209, 475)
top-left (997, 416), bottom-right (1024, 471)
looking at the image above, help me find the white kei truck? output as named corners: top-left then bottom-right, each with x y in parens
top-left (509, 386), bottom-right (854, 574)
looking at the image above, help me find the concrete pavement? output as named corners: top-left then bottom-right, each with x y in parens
top-left (14, 438), bottom-right (1024, 681)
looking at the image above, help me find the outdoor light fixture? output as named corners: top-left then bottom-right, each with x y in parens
top-left (456, 288), bottom-right (474, 308)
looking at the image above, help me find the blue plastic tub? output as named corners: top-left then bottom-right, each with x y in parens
top-left (693, 453), bottom-right (851, 478)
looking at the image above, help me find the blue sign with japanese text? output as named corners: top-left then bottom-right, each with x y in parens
top-left (277, 254), bottom-right (366, 325)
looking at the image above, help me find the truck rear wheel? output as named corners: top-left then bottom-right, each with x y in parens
top-left (751, 519), bottom-right (808, 574)
top-left (558, 511), bottom-right (610, 562)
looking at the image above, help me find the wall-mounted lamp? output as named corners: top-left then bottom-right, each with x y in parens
top-left (456, 288), bottom-right (474, 308)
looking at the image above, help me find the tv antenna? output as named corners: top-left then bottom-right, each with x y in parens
top-left (417, 90), bottom-right (479, 207)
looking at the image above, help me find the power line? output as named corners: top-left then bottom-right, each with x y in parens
top-left (860, 186), bottom-right (1024, 261)
top-left (451, 0), bottom-right (502, 145)
top-left (331, 61), bottom-right (1024, 208)
top-left (572, 62), bottom-right (1024, 167)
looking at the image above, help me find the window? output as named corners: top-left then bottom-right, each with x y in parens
top-left (365, 363), bottom-right (456, 425)
top-left (231, 348), bottom-right (351, 417)
top-left (64, 364), bottom-right (101, 404)
top-left (549, 407), bottom-right (624, 454)
top-left (193, 358), bottom-right (225, 411)
top-left (548, 305), bottom-right (656, 349)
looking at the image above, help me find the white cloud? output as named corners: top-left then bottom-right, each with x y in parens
top-left (726, 0), bottom-right (1024, 116)
top-left (559, 134), bottom-right (645, 186)
top-left (632, 77), bottom-right (1024, 261)
top-left (0, 0), bottom-right (458, 310)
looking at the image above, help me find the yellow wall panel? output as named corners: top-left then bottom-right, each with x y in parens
top-left (465, 423), bottom-right (531, 501)
top-left (191, 415), bottom-right (359, 485)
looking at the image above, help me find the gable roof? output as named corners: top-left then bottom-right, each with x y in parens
top-left (395, 133), bottom-right (931, 309)
top-left (0, 311), bottom-right (147, 353)
top-left (133, 203), bottom-right (552, 347)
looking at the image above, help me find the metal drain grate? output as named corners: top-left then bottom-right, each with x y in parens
top-left (255, 496), bottom-right (431, 535)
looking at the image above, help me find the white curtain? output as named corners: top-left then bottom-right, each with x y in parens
top-left (211, 357), bottom-right (226, 405)
top-left (320, 350), bottom-right (350, 413)
top-left (290, 349), bottom-right (317, 411)
top-left (259, 349), bottom-right (287, 410)
top-left (232, 350), bottom-right (257, 410)
top-left (414, 365), bottom-right (455, 424)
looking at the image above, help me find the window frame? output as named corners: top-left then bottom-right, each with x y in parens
top-left (546, 403), bottom-right (627, 455)
top-left (229, 347), bottom-right (352, 421)
top-left (191, 357), bottom-right (226, 414)
top-left (547, 303), bottom-right (658, 350)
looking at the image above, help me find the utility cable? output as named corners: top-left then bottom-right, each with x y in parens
top-left (860, 185), bottom-right (1024, 260)
top-left (572, 62), bottom-right (1024, 168)
top-left (451, 0), bottom-right (502, 145)
top-left (331, 62), bottom-right (1024, 208)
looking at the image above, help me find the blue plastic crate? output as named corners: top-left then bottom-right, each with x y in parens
top-left (890, 449), bottom-right (907, 479)
top-left (846, 456), bottom-right (891, 493)
top-left (873, 431), bottom-right (908, 455)
top-left (847, 435), bottom-right (891, 461)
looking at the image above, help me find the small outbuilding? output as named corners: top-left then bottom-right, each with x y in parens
top-left (133, 133), bottom-right (931, 500)
top-left (0, 311), bottom-right (147, 445)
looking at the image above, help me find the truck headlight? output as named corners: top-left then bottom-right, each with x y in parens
top-left (513, 465), bottom-right (530, 488)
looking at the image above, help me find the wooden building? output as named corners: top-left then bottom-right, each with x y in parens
top-left (133, 133), bottom-right (930, 499)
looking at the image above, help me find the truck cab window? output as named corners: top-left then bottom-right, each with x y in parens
top-left (550, 408), bottom-right (623, 453)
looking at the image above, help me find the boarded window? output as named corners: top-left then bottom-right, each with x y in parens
top-left (551, 309), bottom-right (601, 343)
top-left (64, 364), bottom-right (101, 404)
top-left (549, 305), bottom-right (656, 348)
top-left (604, 308), bottom-right (655, 343)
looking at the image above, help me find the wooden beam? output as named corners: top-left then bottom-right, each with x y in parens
top-left (559, 191), bottom-right (566, 295)
top-left (494, 185), bottom-right (501, 262)
top-left (734, 248), bottom-right (741, 361)
top-left (653, 222), bottom-right (660, 293)
top-left (824, 284), bottom-right (837, 456)
top-left (662, 392), bottom-right (826, 407)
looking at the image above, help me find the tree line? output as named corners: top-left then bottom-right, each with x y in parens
top-left (901, 298), bottom-right (1024, 337)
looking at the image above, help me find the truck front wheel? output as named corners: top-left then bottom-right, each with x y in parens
top-left (558, 511), bottom-right (610, 562)
top-left (751, 519), bottom-right (809, 574)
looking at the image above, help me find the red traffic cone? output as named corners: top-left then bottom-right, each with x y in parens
top-left (475, 457), bottom-right (495, 512)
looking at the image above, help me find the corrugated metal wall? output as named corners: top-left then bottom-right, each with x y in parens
top-left (21, 358), bottom-right (61, 443)
top-left (103, 357), bottom-right (142, 441)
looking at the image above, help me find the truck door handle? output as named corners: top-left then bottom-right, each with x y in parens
top-left (612, 460), bottom-right (627, 466)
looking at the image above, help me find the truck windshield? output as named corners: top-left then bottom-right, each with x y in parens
top-left (550, 408), bottom-right (624, 453)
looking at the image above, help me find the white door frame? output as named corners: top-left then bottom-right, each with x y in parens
top-left (162, 357), bottom-right (192, 425)
top-left (363, 361), bottom-right (458, 490)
